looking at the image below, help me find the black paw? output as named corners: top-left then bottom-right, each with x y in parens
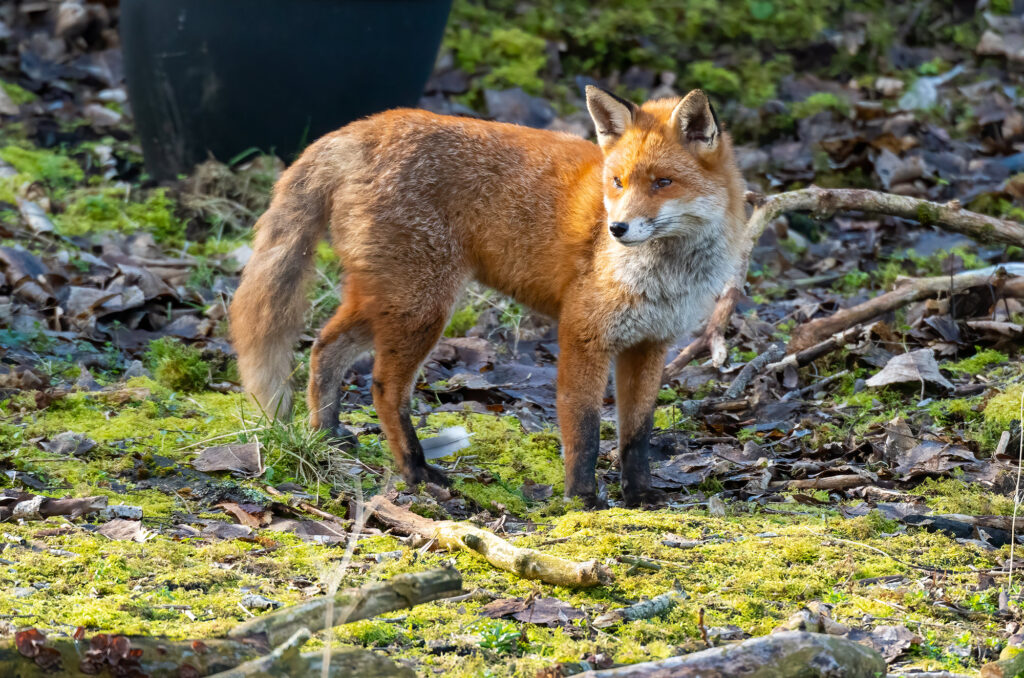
top-left (622, 487), bottom-right (668, 508)
top-left (323, 424), bottom-right (359, 449)
top-left (575, 493), bottom-right (609, 511)
top-left (406, 463), bottom-right (451, 488)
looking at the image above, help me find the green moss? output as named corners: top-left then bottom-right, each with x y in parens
top-left (145, 337), bottom-right (210, 392)
top-left (791, 92), bottom-right (849, 119)
top-left (909, 477), bottom-right (1016, 515)
top-left (56, 187), bottom-right (186, 245)
top-left (0, 145), bottom-right (83, 189)
top-left (444, 303), bottom-right (481, 337)
top-left (0, 79), bottom-right (37, 105)
top-left (984, 385), bottom-right (1024, 435)
top-left (943, 349), bottom-right (1009, 376)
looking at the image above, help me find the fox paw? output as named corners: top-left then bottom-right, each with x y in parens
top-left (324, 424), bottom-right (359, 449)
top-left (576, 493), bottom-right (609, 511)
top-left (622, 488), bottom-right (667, 508)
top-left (406, 464), bottom-right (451, 488)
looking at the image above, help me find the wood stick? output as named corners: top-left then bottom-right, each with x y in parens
top-left (663, 186), bottom-right (1024, 380)
top-left (768, 474), bottom-right (873, 491)
top-left (593, 592), bottom-right (684, 628)
top-left (572, 631), bottom-right (885, 677)
top-left (788, 267), bottom-right (1019, 352)
top-left (366, 496), bottom-right (613, 588)
top-left (767, 327), bottom-right (866, 372)
top-left (724, 344), bottom-right (784, 398)
top-left (228, 567), bottom-right (462, 646)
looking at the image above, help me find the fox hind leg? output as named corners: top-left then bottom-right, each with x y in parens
top-left (370, 305), bottom-right (452, 487)
top-left (308, 295), bottom-right (373, 441)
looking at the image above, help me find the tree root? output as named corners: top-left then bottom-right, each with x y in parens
top-left (366, 496), bottom-right (613, 588)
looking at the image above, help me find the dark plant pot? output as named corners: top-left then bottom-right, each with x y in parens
top-left (121, 0), bottom-right (452, 180)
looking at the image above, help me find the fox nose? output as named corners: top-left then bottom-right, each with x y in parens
top-left (609, 222), bottom-right (628, 238)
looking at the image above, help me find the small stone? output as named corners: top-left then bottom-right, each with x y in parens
top-left (13, 587), bottom-right (36, 598)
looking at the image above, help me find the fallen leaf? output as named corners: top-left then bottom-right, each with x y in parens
top-left (217, 501), bottom-right (272, 528)
top-left (39, 431), bottom-right (97, 457)
top-left (192, 442), bottom-right (263, 477)
top-left (865, 349), bottom-right (953, 390)
top-left (892, 441), bottom-right (978, 480)
top-left (520, 479), bottom-right (553, 501)
top-left (513, 597), bottom-right (584, 624)
top-left (480, 598), bottom-right (529, 618)
top-left (97, 518), bottom-right (152, 543)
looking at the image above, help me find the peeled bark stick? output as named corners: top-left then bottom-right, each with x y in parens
top-left (663, 187), bottom-right (1024, 381)
top-left (573, 631), bottom-right (885, 678)
top-left (367, 495), bottom-right (614, 588)
top-left (593, 591), bottom-right (685, 628)
top-left (228, 567), bottom-right (462, 646)
top-left (788, 267), bottom-right (1020, 352)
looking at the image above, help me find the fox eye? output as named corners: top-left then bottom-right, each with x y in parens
top-left (654, 178), bottom-right (672, 189)
top-left (612, 176), bottom-right (623, 189)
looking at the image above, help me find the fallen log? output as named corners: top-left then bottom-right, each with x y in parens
top-left (366, 496), bottom-right (613, 588)
top-left (207, 628), bottom-right (415, 678)
top-left (570, 631), bottom-right (885, 677)
top-left (228, 567), bottom-right (463, 646)
top-left (2, 633), bottom-right (266, 678)
top-left (663, 186), bottom-right (1024, 381)
top-left (4, 570), bottom-right (458, 677)
top-left (981, 651), bottom-right (1024, 678)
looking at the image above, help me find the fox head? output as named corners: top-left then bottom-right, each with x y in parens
top-left (585, 86), bottom-right (737, 246)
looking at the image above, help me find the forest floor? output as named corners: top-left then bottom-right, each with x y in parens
top-left (1, 1), bottom-right (1024, 676)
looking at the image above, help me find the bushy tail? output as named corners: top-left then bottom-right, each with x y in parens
top-left (230, 154), bottom-right (332, 420)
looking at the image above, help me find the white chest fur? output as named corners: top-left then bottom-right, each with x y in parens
top-left (603, 230), bottom-right (735, 350)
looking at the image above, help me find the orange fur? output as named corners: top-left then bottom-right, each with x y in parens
top-left (229, 88), bottom-right (746, 507)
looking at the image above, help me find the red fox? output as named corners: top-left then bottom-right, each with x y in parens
top-left (230, 87), bottom-right (746, 508)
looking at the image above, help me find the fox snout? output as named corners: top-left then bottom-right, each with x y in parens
top-left (608, 218), bottom-right (656, 245)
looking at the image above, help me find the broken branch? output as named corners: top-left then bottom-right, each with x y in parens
top-left (228, 567), bottom-right (463, 646)
top-left (788, 267), bottom-right (1022, 352)
top-left (366, 496), bottom-right (613, 588)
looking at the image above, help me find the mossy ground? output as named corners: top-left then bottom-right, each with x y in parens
top-left (1, 375), bottom-right (1015, 676)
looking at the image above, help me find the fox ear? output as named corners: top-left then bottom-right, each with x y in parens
top-left (585, 85), bottom-right (636, 148)
top-left (672, 89), bottom-right (719, 151)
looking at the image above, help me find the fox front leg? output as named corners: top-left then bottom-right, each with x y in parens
top-left (615, 341), bottom-right (669, 507)
top-left (556, 328), bottom-right (612, 510)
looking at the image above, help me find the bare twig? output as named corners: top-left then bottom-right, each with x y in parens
top-left (724, 344), bottom-right (785, 398)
